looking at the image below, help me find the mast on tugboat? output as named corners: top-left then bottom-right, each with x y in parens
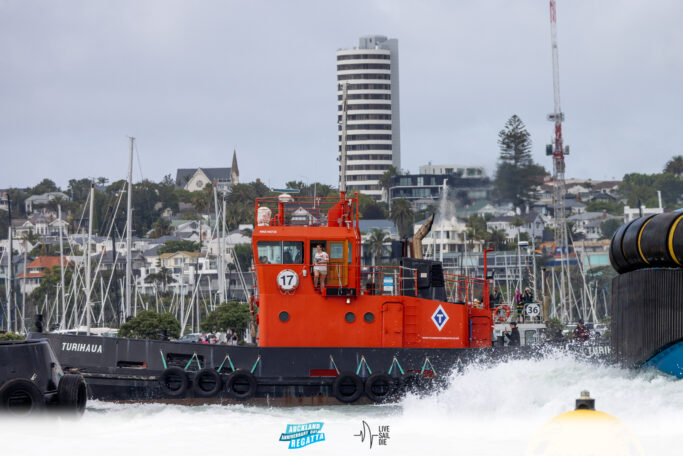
top-left (338, 81), bottom-right (349, 199)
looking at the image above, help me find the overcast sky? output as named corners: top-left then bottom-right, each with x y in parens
top-left (1, 0), bottom-right (681, 190)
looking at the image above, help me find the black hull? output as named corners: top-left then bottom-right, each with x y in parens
top-left (611, 268), bottom-right (683, 368)
top-left (27, 333), bottom-right (608, 405)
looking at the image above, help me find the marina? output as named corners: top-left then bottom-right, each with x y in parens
top-left (1, 0), bottom-right (682, 454)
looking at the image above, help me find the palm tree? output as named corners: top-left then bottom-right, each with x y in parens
top-left (378, 166), bottom-right (398, 203)
top-left (367, 228), bottom-right (390, 266)
top-left (489, 228), bottom-right (508, 249)
top-left (150, 217), bottom-right (172, 238)
top-left (145, 266), bottom-right (176, 293)
top-left (390, 198), bottom-right (414, 239)
top-left (664, 155), bottom-right (683, 177)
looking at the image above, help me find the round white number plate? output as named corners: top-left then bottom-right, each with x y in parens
top-left (525, 303), bottom-right (541, 317)
top-left (277, 269), bottom-right (299, 291)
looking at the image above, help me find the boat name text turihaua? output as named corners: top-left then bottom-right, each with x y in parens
top-left (61, 342), bottom-right (103, 353)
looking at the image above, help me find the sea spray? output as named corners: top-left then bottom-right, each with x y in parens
top-left (1, 354), bottom-right (680, 455)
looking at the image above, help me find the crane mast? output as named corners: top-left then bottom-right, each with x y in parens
top-left (547, 0), bottom-right (572, 321)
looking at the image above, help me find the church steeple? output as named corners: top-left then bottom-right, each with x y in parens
top-left (231, 149), bottom-right (239, 185)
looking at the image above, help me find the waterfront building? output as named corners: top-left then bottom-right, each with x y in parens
top-left (389, 173), bottom-right (491, 211)
top-left (24, 192), bottom-right (71, 214)
top-left (418, 164), bottom-right (486, 179)
top-left (337, 35), bottom-right (400, 200)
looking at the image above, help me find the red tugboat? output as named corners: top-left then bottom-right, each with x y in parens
top-left (28, 190), bottom-right (510, 405)
top-left (251, 192), bottom-right (493, 351)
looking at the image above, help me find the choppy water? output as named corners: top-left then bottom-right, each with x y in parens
top-left (3, 352), bottom-right (681, 456)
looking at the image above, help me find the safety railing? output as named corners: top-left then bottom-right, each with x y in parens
top-left (255, 196), bottom-right (353, 228)
top-left (358, 265), bottom-right (418, 297)
top-left (443, 273), bottom-right (489, 309)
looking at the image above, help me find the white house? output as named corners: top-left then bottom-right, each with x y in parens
top-left (567, 211), bottom-right (622, 240)
top-left (175, 151), bottom-right (240, 194)
top-left (486, 212), bottom-right (545, 240)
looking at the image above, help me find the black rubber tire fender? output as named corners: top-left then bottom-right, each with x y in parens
top-left (622, 215), bottom-right (655, 268)
top-left (57, 374), bottom-right (87, 413)
top-left (332, 372), bottom-right (363, 403)
top-left (0, 378), bottom-right (45, 414)
top-left (226, 369), bottom-right (257, 401)
top-left (609, 219), bottom-right (635, 273)
top-left (159, 366), bottom-right (189, 397)
top-left (364, 372), bottom-right (397, 403)
top-left (193, 368), bottom-right (223, 397)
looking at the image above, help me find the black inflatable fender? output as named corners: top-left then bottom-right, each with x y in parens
top-left (621, 215), bottom-right (656, 268)
top-left (0, 378), bottom-right (45, 414)
top-left (364, 372), bottom-right (397, 403)
top-left (332, 372), bottom-right (363, 403)
top-left (609, 219), bottom-right (636, 273)
top-left (159, 366), bottom-right (189, 397)
top-left (192, 368), bottom-right (223, 397)
top-left (226, 369), bottom-right (257, 401)
top-left (57, 373), bottom-right (87, 413)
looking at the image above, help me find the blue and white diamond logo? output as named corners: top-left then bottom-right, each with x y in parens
top-left (431, 305), bottom-right (449, 331)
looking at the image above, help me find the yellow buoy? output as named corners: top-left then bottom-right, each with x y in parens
top-left (525, 391), bottom-right (643, 456)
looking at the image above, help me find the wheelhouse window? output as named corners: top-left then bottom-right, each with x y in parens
top-left (257, 241), bottom-right (303, 264)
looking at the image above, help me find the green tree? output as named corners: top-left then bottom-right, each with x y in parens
top-left (390, 198), bottom-right (414, 239)
top-left (358, 192), bottom-right (388, 219)
top-left (584, 200), bottom-right (624, 216)
top-left (118, 310), bottom-right (180, 339)
top-left (619, 172), bottom-right (683, 209)
top-left (378, 166), bottom-right (398, 200)
top-left (158, 240), bottom-right (200, 254)
top-left (600, 218), bottom-right (622, 240)
top-left (664, 155), bottom-right (683, 177)
top-left (144, 267), bottom-right (176, 293)
top-left (232, 243), bottom-right (253, 269)
top-left (0, 209), bottom-right (9, 240)
top-left (150, 217), bottom-right (172, 238)
top-left (494, 115), bottom-right (547, 206)
top-left (68, 178), bottom-right (93, 203)
top-left (31, 178), bottom-right (60, 195)
top-left (489, 227), bottom-right (508, 249)
top-left (0, 332), bottom-right (24, 341)
top-left (366, 228), bottom-right (390, 266)
top-left (202, 302), bottom-right (251, 336)
top-left (466, 214), bottom-right (491, 243)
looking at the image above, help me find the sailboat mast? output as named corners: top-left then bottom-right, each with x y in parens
top-left (213, 183), bottom-right (225, 304)
top-left (125, 137), bottom-right (134, 321)
top-left (86, 181), bottom-right (94, 335)
top-left (6, 193), bottom-right (12, 332)
top-left (58, 204), bottom-right (66, 330)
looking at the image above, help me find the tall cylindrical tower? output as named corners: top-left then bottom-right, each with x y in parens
top-left (336, 35), bottom-right (400, 200)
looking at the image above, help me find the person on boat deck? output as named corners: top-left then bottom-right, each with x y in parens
top-left (504, 322), bottom-right (521, 346)
top-left (313, 244), bottom-right (329, 290)
top-left (490, 286), bottom-right (503, 306)
top-left (573, 319), bottom-right (590, 342)
top-left (514, 289), bottom-right (524, 322)
top-left (521, 287), bottom-right (533, 303)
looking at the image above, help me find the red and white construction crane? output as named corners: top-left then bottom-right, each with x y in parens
top-left (546, 0), bottom-right (572, 321)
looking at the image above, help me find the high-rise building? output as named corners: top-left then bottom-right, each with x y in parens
top-left (337, 35), bottom-right (400, 200)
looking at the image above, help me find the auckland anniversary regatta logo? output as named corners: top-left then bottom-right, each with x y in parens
top-left (61, 342), bottom-right (103, 353)
top-left (279, 422), bottom-right (326, 449)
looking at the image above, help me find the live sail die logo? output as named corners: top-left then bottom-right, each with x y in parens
top-left (354, 421), bottom-right (390, 448)
top-left (279, 422), bottom-right (326, 449)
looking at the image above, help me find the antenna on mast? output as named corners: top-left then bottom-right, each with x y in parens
top-left (338, 81), bottom-right (349, 198)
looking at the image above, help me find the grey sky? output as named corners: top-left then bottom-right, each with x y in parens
top-left (1, 0), bottom-right (681, 190)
